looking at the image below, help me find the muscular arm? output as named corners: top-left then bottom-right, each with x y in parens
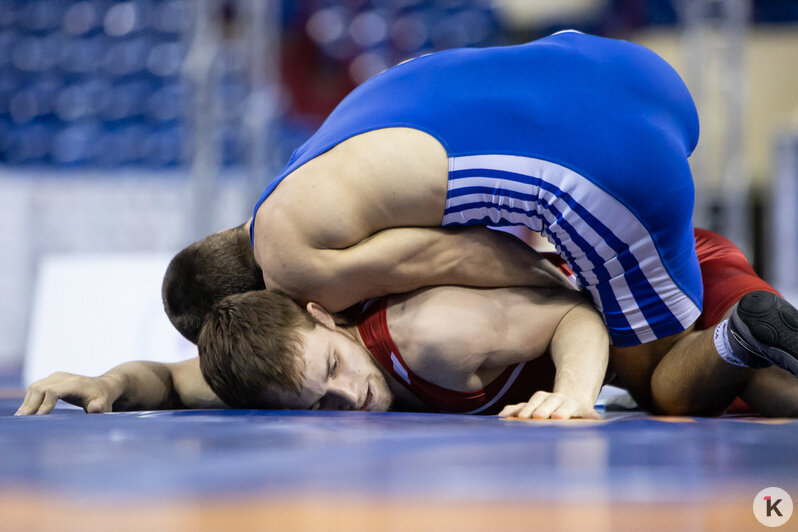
top-left (112, 358), bottom-right (225, 411)
top-left (499, 299), bottom-right (609, 420)
top-left (548, 302), bottom-right (609, 409)
top-left (262, 226), bottom-right (572, 312)
top-left (403, 286), bottom-right (606, 419)
top-left (16, 357), bottom-right (226, 415)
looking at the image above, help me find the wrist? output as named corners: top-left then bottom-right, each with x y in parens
top-left (552, 385), bottom-right (598, 405)
top-left (98, 372), bottom-right (127, 403)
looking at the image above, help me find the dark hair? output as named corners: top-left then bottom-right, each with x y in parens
top-left (197, 290), bottom-right (315, 409)
top-left (162, 224), bottom-right (265, 343)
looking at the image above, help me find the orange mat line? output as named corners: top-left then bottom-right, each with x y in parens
top-left (0, 492), bottom-right (760, 532)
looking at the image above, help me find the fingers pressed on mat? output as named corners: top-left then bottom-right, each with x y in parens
top-left (15, 390), bottom-right (44, 416)
top-left (36, 391), bottom-right (61, 415)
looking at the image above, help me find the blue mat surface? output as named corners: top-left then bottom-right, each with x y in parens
top-left (2, 398), bottom-right (796, 504)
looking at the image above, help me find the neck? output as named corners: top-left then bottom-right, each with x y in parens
top-left (342, 323), bottom-right (366, 347)
top-left (343, 305), bottom-right (425, 411)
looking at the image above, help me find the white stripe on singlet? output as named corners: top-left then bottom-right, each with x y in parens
top-left (461, 362), bottom-right (527, 415)
top-left (443, 154), bottom-right (700, 344)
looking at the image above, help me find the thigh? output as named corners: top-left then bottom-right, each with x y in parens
top-left (609, 326), bottom-right (696, 410)
top-left (740, 366), bottom-right (798, 417)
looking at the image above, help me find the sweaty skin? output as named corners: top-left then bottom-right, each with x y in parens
top-left (251, 128), bottom-right (570, 311)
top-left (17, 284), bottom-right (608, 420)
top-left (242, 32), bottom-right (703, 408)
top-left (265, 285), bottom-right (608, 419)
top-left (16, 358), bottom-right (224, 415)
top-left (387, 286), bottom-right (608, 419)
top-left (250, 127), bottom-right (686, 405)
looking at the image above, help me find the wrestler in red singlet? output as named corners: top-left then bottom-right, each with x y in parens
top-left (358, 228), bottom-right (777, 414)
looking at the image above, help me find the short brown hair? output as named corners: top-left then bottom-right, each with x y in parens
top-left (162, 224), bottom-right (265, 343)
top-left (197, 290), bottom-right (314, 409)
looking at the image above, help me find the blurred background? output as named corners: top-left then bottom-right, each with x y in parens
top-left (1, 0), bottom-right (797, 386)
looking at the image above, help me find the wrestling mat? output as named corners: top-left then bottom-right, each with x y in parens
top-left (1, 397), bottom-right (796, 531)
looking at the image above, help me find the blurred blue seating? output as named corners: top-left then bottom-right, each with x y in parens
top-left (16, 1), bottom-right (793, 169)
top-left (0, 0), bottom-right (202, 168)
top-left (0, 0), bottom-right (508, 169)
top-left (305, 0), bottom-right (502, 84)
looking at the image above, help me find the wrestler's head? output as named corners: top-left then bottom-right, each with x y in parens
top-left (290, 301), bottom-right (393, 412)
top-left (198, 290), bottom-right (392, 411)
top-left (162, 223), bottom-right (264, 343)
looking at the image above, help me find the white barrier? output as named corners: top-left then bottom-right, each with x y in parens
top-left (24, 253), bottom-right (196, 386)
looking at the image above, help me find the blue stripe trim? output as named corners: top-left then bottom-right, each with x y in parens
top-left (445, 166), bottom-right (683, 340)
top-left (539, 199), bottom-right (634, 336)
top-left (447, 186), bottom-right (539, 204)
top-left (449, 168), bottom-right (534, 186)
top-left (445, 200), bottom-right (543, 220)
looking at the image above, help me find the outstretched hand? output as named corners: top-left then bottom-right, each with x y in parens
top-left (15, 371), bottom-right (122, 415)
top-left (498, 390), bottom-right (601, 420)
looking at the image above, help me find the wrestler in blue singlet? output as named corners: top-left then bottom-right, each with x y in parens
top-left (252, 30), bottom-right (703, 347)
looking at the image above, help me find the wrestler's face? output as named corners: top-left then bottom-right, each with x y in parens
top-left (275, 323), bottom-right (393, 412)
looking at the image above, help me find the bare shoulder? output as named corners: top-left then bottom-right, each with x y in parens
top-left (388, 285), bottom-right (591, 377)
top-left (395, 286), bottom-right (503, 335)
top-left (251, 200), bottom-right (313, 294)
top-left (399, 284), bottom-right (585, 327)
top-left (387, 288), bottom-right (497, 388)
top-left (259, 127), bottom-right (447, 233)
top-left (405, 285), bottom-right (587, 320)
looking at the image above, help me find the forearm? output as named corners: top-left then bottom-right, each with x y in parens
top-left (427, 227), bottom-right (573, 289)
top-left (284, 226), bottom-right (572, 312)
top-left (169, 357), bottom-right (226, 409)
top-left (549, 303), bottom-right (610, 405)
top-left (99, 358), bottom-right (223, 411)
top-left (102, 361), bottom-right (183, 411)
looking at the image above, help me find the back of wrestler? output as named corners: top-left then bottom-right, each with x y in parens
top-left (251, 30), bottom-right (701, 347)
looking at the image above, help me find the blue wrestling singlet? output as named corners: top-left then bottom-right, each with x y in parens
top-left (252, 30), bottom-right (703, 347)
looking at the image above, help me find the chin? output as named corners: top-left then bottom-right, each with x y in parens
top-left (373, 394), bottom-right (392, 412)
top-left (371, 376), bottom-right (393, 412)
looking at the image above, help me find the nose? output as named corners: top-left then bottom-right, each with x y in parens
top-left (326, 380), bottom-right (360, 411)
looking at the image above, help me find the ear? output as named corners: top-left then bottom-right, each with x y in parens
top-left (306, 302), bottom-right (336, 329)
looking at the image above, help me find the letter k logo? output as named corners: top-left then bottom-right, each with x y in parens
top-left (754, 487), bottom-right (792, 526)
top-left (766, 496), bottom-right (784, 518)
